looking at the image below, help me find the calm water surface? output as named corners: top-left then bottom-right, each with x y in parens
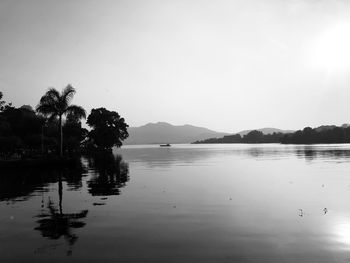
top-left (1, 144), bottom-right (350, 262)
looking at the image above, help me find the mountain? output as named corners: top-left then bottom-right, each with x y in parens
top-left (124, 122), bottom-right (229, 145)
top-left (235, 127), bottom-right (294, 136)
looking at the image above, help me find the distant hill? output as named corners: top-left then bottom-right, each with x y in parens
top-left (124, 122), bottom-right (229, 145)
top-left (236, 127), bottom-right (294, 136)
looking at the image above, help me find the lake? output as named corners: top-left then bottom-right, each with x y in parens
top-left (1, 144), bottom-right (350, 262)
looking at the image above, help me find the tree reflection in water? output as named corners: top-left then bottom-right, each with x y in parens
top-left (34, 198), bottom-right (88, 255)
top-left (295, 146), bottom-right (350, 162)
top-left (1, 154), bottom-right (129, 256)
top-left (33, 169), bottom-right (88, 256)
top-left (87, 154), bottom-right (129, 196)
top-left (0, 160), bottom-right (86, 202)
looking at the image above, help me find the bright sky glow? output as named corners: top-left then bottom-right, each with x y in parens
top-left (311, 22), bottom-right (350, 74)
top-left (1, 0), bottom-right (350, 132)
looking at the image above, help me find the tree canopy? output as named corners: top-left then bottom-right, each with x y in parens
top-left (280, 126), bottom-right (350, 144)
top-left (193, 130), bottom-right (284, 144)
top-left (0, 91), bottom-right (12, 112)
top-left (86, 108), bottom-right (129, 151)
top-left (0, 89), bottom-right (87, 158)
top-left (36, 85), bottom-right (86, 156)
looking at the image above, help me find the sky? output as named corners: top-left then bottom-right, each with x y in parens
top-left (1, 0), bottom-right (350, 133)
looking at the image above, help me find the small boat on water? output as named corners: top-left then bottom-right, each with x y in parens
top-left (160, 144), bottom-right (171, 147)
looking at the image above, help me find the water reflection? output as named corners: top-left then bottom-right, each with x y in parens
top-left (26, 169), bottom-right (90, 256)
top-left (34, 197), bottom-right (88, 256)
top-left (118, 144), bottom-right (350, 167)
top-left (331, 218), bottom-right (350, 251)
top-left (2, 145), bottom-right (350, 262)
top-left (295, 146), bottom-right (350, 162)
top-left (0, 154), bottom-right (130, 202)
top-left (0, 161), bottom-right (86, 202)
top-left (243, 145), bottom-right (350, 162)
top-left (0, 154), bottom-right (130, 257)
top-left (87, 154), bottom-right (129, 196)
top-left (31, 154), bottom-right (129, 255)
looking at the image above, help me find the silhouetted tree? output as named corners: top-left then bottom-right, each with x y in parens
top-left (222, 134), bottom-right (242, 143)
top-left (36, 85), bottom-right (86, 156)
top-left (194, 131), bottom-right (284, 144)
top-left (242, 130), bottom-right (264, 143)
top-left (0, 91), bottom-right (12, 112)
top-left (63, 112), bottom-right (88, 155)
top-left (280, 126), bottom-right (350, 144)
top-left (0, 105), bottom-right (43, 156)
top-left (86, 108), bottom-right (128, 151)
top-left (0, 92), bottom-right (5, 111)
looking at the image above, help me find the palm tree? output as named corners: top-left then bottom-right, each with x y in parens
top-left (36, 85), bottom-right (86, 157)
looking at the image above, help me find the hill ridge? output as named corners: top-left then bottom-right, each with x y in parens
top-left (124, 122), bottom-right (228, 145)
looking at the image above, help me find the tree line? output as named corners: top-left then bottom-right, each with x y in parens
top-left (0, 85), bottom-right (129, 159)
top-left (194, 126), bottom-right (350, 144)
top-left (193, 130), bottom-right (285, 144)
top-left (280, 126), bottom-right (350, 144)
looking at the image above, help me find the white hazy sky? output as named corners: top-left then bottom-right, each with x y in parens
top-left (1, 0), bottom-right (350, 132)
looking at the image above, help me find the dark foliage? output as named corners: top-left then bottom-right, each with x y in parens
top-left (281, 126), bottom-right (350, 144)
top-left (0, 91), bottom-right (12, 112)
top-left (0, 91), bottom-right (86, 157)
top-left (86, 107), bottom-right (129, 151)
top-left (193, 130), bottom-right (284, 144)
top-left (36, 85), bottom-right (86, 156)
top-left (63, 113), bottom-right (88, 155)
top-left (0, 105), bottom-right (43, 155)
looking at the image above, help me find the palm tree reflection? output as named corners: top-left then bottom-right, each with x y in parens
top-left (35, 200), bottom-right (88, 245)
top-left (34, 171), bottom-right (88, 256)
top-left (87, 154), bottom-right (129, 196)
